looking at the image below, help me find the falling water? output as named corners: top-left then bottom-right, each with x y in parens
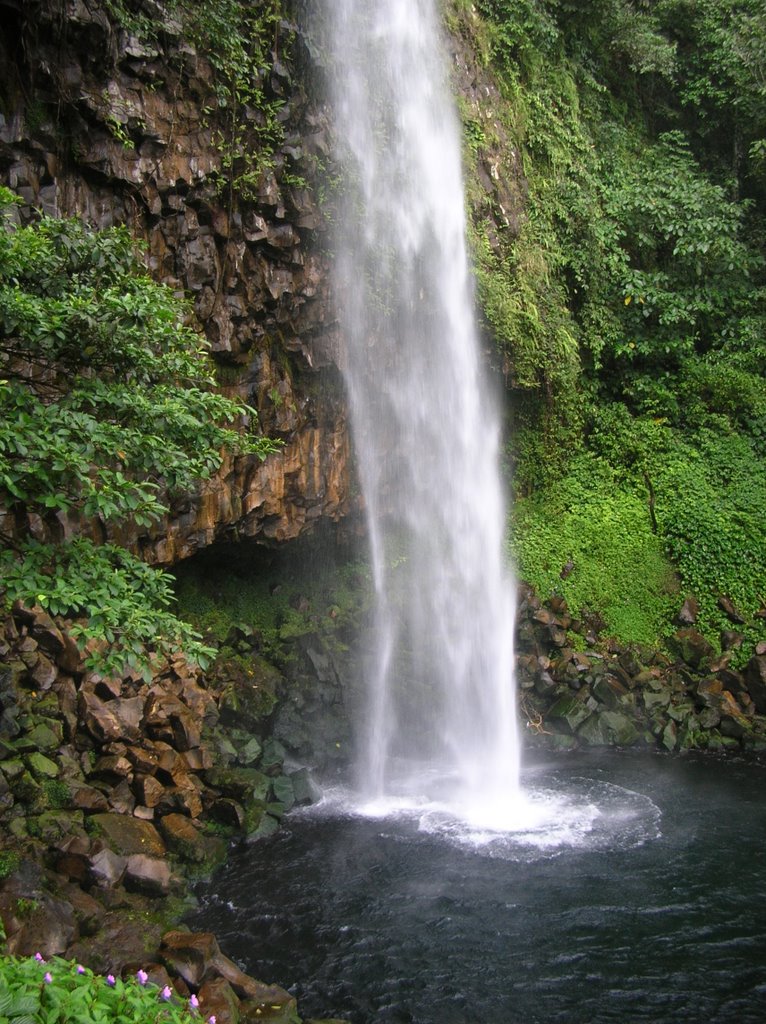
top-left (325, 0), bottom-right (520, 825)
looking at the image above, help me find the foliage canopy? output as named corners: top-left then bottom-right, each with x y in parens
top-left (454, 0), bottom-right (766, 650)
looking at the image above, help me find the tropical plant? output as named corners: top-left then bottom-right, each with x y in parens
top-left (0, 188), bottom-right (278, 674)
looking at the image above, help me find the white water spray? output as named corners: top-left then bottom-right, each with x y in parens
top-left (324, 0), bottom-right (521, 825)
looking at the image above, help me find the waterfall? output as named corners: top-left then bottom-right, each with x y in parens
top-left (324, 0), bottom-right (521, 824)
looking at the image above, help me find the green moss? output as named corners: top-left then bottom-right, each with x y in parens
top-left (172, 538), bottom-right (372, 664)
top-left (0, 850), bottom-right (20, 882)
top-left (42, 778), bottom-right (70, 809)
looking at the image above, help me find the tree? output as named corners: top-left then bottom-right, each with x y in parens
top-left (0, 188), bottom-right (279, 675)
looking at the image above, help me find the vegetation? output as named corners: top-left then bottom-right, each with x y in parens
top-left (0, 954), bottom-right (215, 1024)
top-left (102, 0), bottom-right (289, 200)
top-left (452, 0), bottom-right (766, 652)
top-left (173, 539), bottom-right (371, 665)
top-left (0, 188), bottom-right (278, 676)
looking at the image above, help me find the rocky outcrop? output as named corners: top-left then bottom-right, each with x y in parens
top-left (515, 584), bottom-right (766, 755)
top-left (0, 0), bottom-right (352, 563)
top-left (0, 595), bottom-right (353, 1018)
top-left (0, 598), bottom-right (318, 949)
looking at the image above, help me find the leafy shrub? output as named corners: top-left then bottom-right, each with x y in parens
top-left (510, 453), bottom-right (678, 645)
top-left (0, 188), bottom-right (278, 674)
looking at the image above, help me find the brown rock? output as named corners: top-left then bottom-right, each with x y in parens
top-left (1, 893), bottom-right (76, 958)
top-left (125, 745), bottom-right (161, 774)
top-left (88, 847), bottom-right (128, 888)
top-left (676, 596), bottom-right (699, 625)
top-left (28, 608), bottom-right (65, 656)
top-left (159, 813), bottom-right (203, 858)
top-left (671, 627), bottom-right (715, 669)
top-left (78, 690), bottom-right (144, 743)
top-left (717, 595), bottom-right (745, 624)
top-left (124, 854), bottom-right (172, 896)
top-left (144, 692), bottom-right (201, 751)
top-left (89, 813), bottom-right (166, 857)
top-left (135, 774), bottom-right (165, 809)
top-left (161, 930), bottom-right (221, 988)
top-left (56, 633), bottom-right (83, 674)
top-left (198, 976), bottom-right (241, 1024)
top-left (54, 835), bottom-right (93, 883)
top-left (108, 779), bottom-right (137, 815)
top-left (68, 780), bottom-right (110, 813)
top-left (237, 981), bottom-right (298, 1020)
top-left (30, 651), bottom-right (57, 689)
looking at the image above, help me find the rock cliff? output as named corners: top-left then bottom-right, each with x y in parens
top-left (0, 0), bottom-right (351, 563)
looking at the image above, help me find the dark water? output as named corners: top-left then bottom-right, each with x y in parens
top-left (189, 752), bottom-right (766, 1023)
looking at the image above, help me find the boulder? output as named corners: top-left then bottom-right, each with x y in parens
top-left (144, 692), bottom-right (201, 751)
top-left (547, 692), bottom-right (594, 733)
top-left (676, 596), bottom-right (699, 625)
top-left (198, 977), bottom-right (241, 1024)
top-left (78, 690), bottom-right (144, 743)
top-left (1, 892), bottom-right (76, 957)
top-left (238, 982), bottom-right (299, 1022)
top-left (161, 930), bottom-right (222, 988)
top-left (124, 854), bottom-right (172, 896)
top-left (54, 835), bottom-right (93, 883)
top-left (88, 847), bottom-right (128, 888)
top-left (671, 628), bottom-right (715, 670)
top-left (717, 595), bottom-right (745, 624)
top-left (159, 813), bottom-right (226, 868)
top-left (89, 813), bottom-right (166, 857)
top-left (591, 676), bottom-right (629, 709)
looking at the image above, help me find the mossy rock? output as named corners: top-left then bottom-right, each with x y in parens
top-left (11, 770), bottom-right (44, 807)
top-left (158, 813), bottom-right (227, 874)
top-left (548, 692), bottom-right (593, 732)
top-left (27, 751), bottom-right (60, 779)
top-left (203, 766), bottom-right (270, 803)
top-left (14, 721), bottom-right (62, 753)
top-left (217, 656), bottom-right (284, 729)
top-left (248, 812), bottom-right (280, 841)
top-left (34, 809), bottom-right (85, 843)
top-left (270, 775), bottom-right (295, 810)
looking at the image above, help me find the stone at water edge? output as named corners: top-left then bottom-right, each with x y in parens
top-left (600, 710), bottom-right (640, 746)
top-left (662, 720), bottom-right (677, 751)
top-left (290, 767), bottom-right (322, 805)
top-left (197, 976), bottom-right (241, 1024)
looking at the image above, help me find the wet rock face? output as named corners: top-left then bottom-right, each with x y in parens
top-left (0, 0), bottom-right (352, 564)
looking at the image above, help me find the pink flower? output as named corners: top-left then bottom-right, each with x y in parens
top-left (34, 953), bottom-right (45, 963)
top-left (106, 974), bottom-right (116, 986)
top-left (44, 972), bottom-right (52, 984)
top-left (136, 969), bottom-right (148, 985)
top-left (161, 986), bottom-right (172, 1001)
top-left (208, 1017), bottom-right (217, 1024)
top-left (189, 993), bottom-right (200, 1009)
top-left (76, 965), bottom-right (85, 974)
